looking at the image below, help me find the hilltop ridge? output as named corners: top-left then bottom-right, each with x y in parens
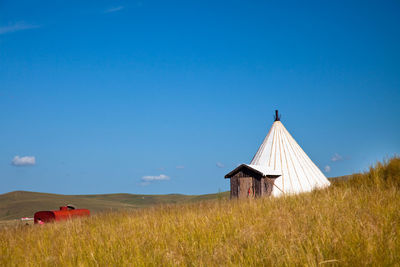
top-left (0, 176), bottom-right (349, 221)
top-left (0, 190), bottom-right (229, 221)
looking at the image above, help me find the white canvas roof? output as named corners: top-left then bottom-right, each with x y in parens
top-left (250, 120), bottom-right (330, 196)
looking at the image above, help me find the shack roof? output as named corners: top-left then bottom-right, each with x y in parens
top-left (225, 164), bottom-right (281, 178)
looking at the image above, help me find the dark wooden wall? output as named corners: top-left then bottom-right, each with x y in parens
top-left (230, 170), bottom-right (263, 199)
top-left (238, 177), bottom-right (252, 198)
top-left (261, 177), bottom-right (275, 196)
top-left (230, 170), bottom-right (276, 199)
top-left (253, 177), bottom-right (261, 197)
top-left (230, 177), bottom-right (238, 198)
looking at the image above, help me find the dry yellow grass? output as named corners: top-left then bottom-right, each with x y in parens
top-left (1, 157), bottom-right (399, 266)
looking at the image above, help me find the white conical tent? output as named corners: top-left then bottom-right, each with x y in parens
top-left (250, 120), bottom-right (330, 197)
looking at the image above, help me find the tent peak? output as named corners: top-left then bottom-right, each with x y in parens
top-left (274, 110), bottom-right (281, 121)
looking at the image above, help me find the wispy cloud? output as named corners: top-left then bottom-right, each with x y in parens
top-left (0, 22), bottom-right (39, 35)
top-left (140, 174), bottom-right (170, 186)
top-left (141, 174), bottom-right (170, 182)
top-left (11, 156), bottom-right (36, 166)
top-left (216, 162), bottom-right (225, 168)
top-left (324, 165), bottom-right (331, 173)
top-left (331, 153), bottom-right (343, 162)
top-left (176, 165), bottom-right (185, 169)
top-left (104, 6), bottom-right (124, 13)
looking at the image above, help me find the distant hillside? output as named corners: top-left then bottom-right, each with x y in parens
top-left (0, 191), bottom-right (229, 221)
top-left (0, 177), bottom-right (344, 221)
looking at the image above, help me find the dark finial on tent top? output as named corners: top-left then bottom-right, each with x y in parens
top-left (274, 110), bottom-right (281, 121)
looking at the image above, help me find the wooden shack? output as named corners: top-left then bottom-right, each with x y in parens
top-left (225, 164), bottom-right (281, 198)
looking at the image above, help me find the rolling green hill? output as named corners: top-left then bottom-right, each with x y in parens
top-left (0, 177), bottom-right (346, 221)
top-left (0, 190), bottom-right (230, 221)
top-left (0, 176), bottom-right (346, 221)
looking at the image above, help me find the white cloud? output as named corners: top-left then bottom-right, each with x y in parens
top-left (176, 165), bottom-right (185, 169)
top-left (141, 174), bottom-right (170, 182)
top-left (11, 156), bottom-right (36, 166)
top-left (324, 165), bottom-right (331, 173)
top-left (104, 6), bottom-right (124, 13)
top-left (331, 153), bottom-right (343, 162)
top-left (0, 22), bottom-right (39, 35)
top-left (216, 162), bottom-right (225, 168)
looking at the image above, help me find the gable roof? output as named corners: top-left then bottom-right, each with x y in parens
top-left (225, 164), bottom-right (281, 178)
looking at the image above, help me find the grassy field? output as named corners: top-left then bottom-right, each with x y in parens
top-left (0, 157), bottom-right (399, 266)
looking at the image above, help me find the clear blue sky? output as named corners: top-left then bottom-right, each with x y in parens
top-left (1, 0), bottom-right (399, 195)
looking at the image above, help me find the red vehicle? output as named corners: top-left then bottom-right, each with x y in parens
top-left (34, 205), bottom-right (90, 224)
